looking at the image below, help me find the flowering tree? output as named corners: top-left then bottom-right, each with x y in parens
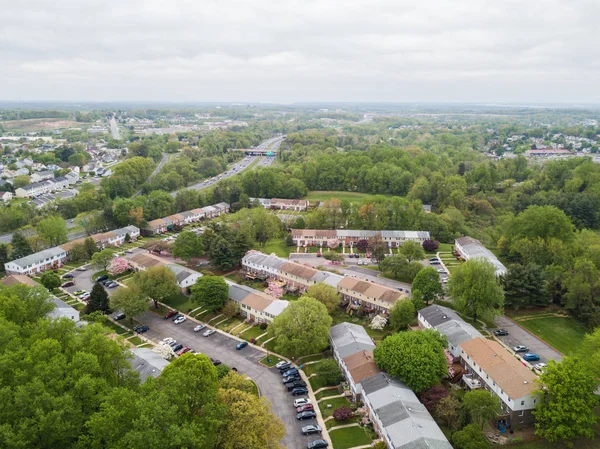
top-left (333, 406), bottom-right (354, 422)
top-left (445, 349), bottom-right (455, 378)
top-left (109, 257), bottom-right (130, 275)
top-left (265, 280), bottom-right (284, 299)
top-left (327, 238), bottom-right (340, 249)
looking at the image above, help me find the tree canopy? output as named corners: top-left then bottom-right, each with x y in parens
top-left (306, 283), bottom-right (340, 314)
top-left (191, 275), bottom-right (229, 311)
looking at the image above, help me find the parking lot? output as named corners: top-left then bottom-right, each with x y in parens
top-left (493, 315), bottom-right (563, 364)
top-left (61, 264), bottom-right (121, 298)
top-left (137, 311), bottom-right (322, 449)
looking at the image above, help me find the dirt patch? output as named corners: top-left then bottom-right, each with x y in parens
top-left (1, 118), bottom-right (81, 132)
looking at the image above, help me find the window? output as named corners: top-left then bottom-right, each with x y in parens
top-left (521, 401), bottom-right (525, 406)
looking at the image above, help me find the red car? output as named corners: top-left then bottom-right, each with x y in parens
top-left (316, 252), bottom-right (322, 257)
top-left (177, 347), bottom-right (192, 355)
top-left (61, 281), bottom-right (74, 288)
top-left (164, 310), bottom-right (178, 319)
top-left (296, 404), bottom-right (315, 413)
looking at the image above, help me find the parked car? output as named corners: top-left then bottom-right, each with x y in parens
top-left (276, 361), bottom-right (291, 369)
top-left (62, 273), bottom-right (74, 279)
top-left (307, 439), bottom-right (328, 449)
top-left (172, 344), bottom-right (183, 352)
top-left (283, 374), bottom-right (301, 383)
top-left (174, 316), bottom-right (186, 325)
top-left (95, 275), bottom-right (109, 282)
top-left (194, 324), bottom-right (206, 332)
top-left (80, 293), bottom-right (91, 301)
top-left (162, 337), bottom-right (175, 344)
top-left (437, 269), bottom-right (447, 274)
top-left (294, 398), bottom-right (311, 408)
top-left (493, 329), bottom-right (509, 336)
top-left (74, 289), bottom-right (85, 295)
top-left (236, 341), bottom-right (248, 350)
top-left (134, 325), bottom-right (149, 333)
top-left (101, 279), bottom-right (112, 286)
top-left (429, 257), bottom-right (439, 262)
top-left (76, 266), bottom-right (87, 271)
top-left (106, 281), bottom-right (119, 288)
top-left (296, 404), bottom-right (314, 413)
top-left (61, 281), bottom-right (75, 288)
top-left (533, 362), bottom-right (548, 371)
top-left (172, 314), bottom-right (184, 322)
top-left (114, 312), bottom-right (126, 321)
top-left (297, 410), bottom-right (317, 420)
top-left (203, 329), bottom-right (216, 337)
top-left (168, 341), bottom-right (179, 347)
top-left (282, 368), bottom-right (299, 377)
top-left (430, 260), bottom-right (441, 265)
top-left (164, 310), bottom-right (178, 319)
top-left (287, 380), bottom-right (307, 391)
top-left (177, 347), bottom-right (192, 355)
top-left (513, 345), bottom-right (529, 353)
top-left (523, 353), bottom-right (540, 362)
top-left (124, 250), bottom-right (133, 254)
top-left (278, 364), bottom-right (292, 373)
top-left (301, 424), bottom-right (321, 436)
top-left (291, 387), bottom-right (309, 396)
top-left (210, 358), bottom-right (222, 366)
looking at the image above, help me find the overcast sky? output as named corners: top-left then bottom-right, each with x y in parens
top-left (1, 0), bottom-right (598, 103)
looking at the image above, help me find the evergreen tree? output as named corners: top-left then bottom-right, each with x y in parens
top-left (10, 231), bottom-right (32, 260)
top-left (83, 237), bottom-right (98, 258)
top-left (85, 283), bottom-right (110, 314)
top-left (0, 243), bottom-right (9, 272)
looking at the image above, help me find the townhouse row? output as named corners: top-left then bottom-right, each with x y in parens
top-left (454, 236), bottom-right (507, 276)
top-left (124, 252), bottom-right (202, 291)
top-left (14, 171), bottom-right (79, 198)
top-left (142, 202), bottom-right (230, 235)
top-left (330, 322), bottom-right (452, 449)
top-left (291, 229), bottom-right (431, 248)
top-left (228, 282), bottom-right (289, 323)
top-left (4, 225), bottom-right (140, 275)
top-left (418, 305), bottom-right (538, 427)
top-left (249, 197), bottom-right (309, 211)
top-left (241, 250), bottom-right (409, 313)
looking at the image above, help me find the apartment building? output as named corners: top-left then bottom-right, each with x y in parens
top-left (337, 277), bottom-right (408, 313)
top-left (14, 180), bottom-right (54, 198)
top-left (125, 252), bottom-right (201, 291)
top-left (5, 247), bottom-right (68, 275)
top-left (459, 338), bottom-right (538, 427)
top-left (250, 197), bottom-right (309, 211)
top-left (292, 229), bottom-right (431, 248)
top-left (455, 236), bottom-right (507, 276)
top-left (30, 170), bottom-right (54, 183)
top-left (142, 203), bottom-right (230, 235)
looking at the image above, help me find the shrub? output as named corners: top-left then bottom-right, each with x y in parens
top-left (314, 359), bottom-right (342, 386)
top-left (333, 406), bottom-right (354, 422)
top-left (422, 240), bottom-right (440, 251)
top-left (419, 385), bottom-right (449, 412)
top-left (260, 322), bottom-right (268, 330)
top-left (250, 338), bottom-right (255, 344)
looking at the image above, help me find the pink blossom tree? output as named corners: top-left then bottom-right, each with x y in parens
top-left (109, 257), bottom-right (130, 276)
top-left (327, 238), bottom-right (340, 250)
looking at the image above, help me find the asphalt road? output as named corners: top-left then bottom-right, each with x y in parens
top-left (137, 311), bottom-right (320, 449)
top-left (493, 315), bottom-right (563, 364)
top-left (109, 116), bottom-right (120, 140)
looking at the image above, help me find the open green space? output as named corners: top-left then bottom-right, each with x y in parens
top-left (128, 336), bottom-right (144, 346)
top-left (252, 239), bottom-right (295, 258)
top-left (161, 293), bottom-right (195, 314)
top-left (239, 325), bottom-right (266, 342)
top-left (259, 354), bottom-right (284, 367)
top-left (304, 191), bottom-right (391, 203)
top-left (216, 317), bottom-right (244, 333)
top-left (315, 389), bottom-right (341, 400)
top-left (302, 363), bottom-right (318, 376)
top-left (329, 426), bottom-right (372, 449)
top-left (308, 375), bottom-right (330, 391)
top-left (103, 321), bottom-right (130, 335)
top-left (318, 396), bottom-right (350, 418)
top-left (262, 337), bottom-right (278, 352)
top-left (326, 415), bottom-right (360, 429)
top-left (506, 312), bottom-right (588, 355)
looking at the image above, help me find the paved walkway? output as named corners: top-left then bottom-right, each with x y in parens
top-left (328, 422), bottom-right (360, 431)
top-left (313, 386), bottom-right (338, 395)
top-left (317, 393), bottom-right (345, 403)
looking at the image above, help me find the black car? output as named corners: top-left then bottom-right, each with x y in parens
top-left (297, 410), bottom-right (317, 420)
top-left (286, 380), bottom-right (307, 391)
top-left (494, 329), bottom-right (509, 336)
top-left (283, 375), bottom-right (301, 384)
top-left (134, 325), bottom-right (149, 333)
top-left (62, 273), bottom-right (74, 279)
top-left (96, 275), bottom-right (109, 282)
top-left (307, 439), bottom-right (328, 449)
top-left (291, 387), bottom-right (309, 396)
top-left (172, 344), bottom-right (183, 352)
top-left (278, 362), bottom-right (292, 372)
top-left (114, 312), bottom-right (126, 320)
top-left (282, 368), bottom-right (299, 377)
top-left (210, 357), bottom-right (222, 366)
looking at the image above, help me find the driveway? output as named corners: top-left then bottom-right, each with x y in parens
top-left (493, 315), bottom-right (563, 364)
top-left (62, 265), bottom-right (121, 297)
top-left (137, 311), bottom-right (322, 449)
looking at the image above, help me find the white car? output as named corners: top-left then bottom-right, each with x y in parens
top-left (533, 363), bottom-right (548, 371)
top-left (174, 316), bottom-right (186, 325)
top-left (162, 337), bottom-right (175, 344)
top-left (275, 360), bottom-right (290, 369)
top-left (438, 269), bottom-right (447, 274)
top-left (294, 398), bottom-right (311, 407)
top-left (203, 329), bottom-right (216, 337)
top-left (77, 291), bottom-right (89, 297)
top-left (76, 266), bottom-right (87, 271)
top-left (194, 324), bottom-right (206, 332)
top-left (80, 293), bottom-right (91, 301)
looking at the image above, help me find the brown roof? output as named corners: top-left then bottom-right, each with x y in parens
top-left (166, 214), bottom-right (184, 222)
top-left (127, 252), bottom-right (166, 269)
top-left (241, 292), bottom-right (273, 312)
top-left (338, 277), bottom-right (405, 306)
top-left (343, 350), bottom-right (380, 384)
top-left (280, 261), bottom-right (318, 280)
top-left (59, 237), bottom-right (86, 252)
top-left (455, 236), bottom-right (480, 246)
top-left (1, 275), bottom-right (39, 287)
top-left (91, 231), bottom-right (116, 242)
top-left (460, 338), bottom-right (537, 399)
top-left (272, 198), bottom-right (308, 207)
top-left (291, 229), bottom-right (337, 239)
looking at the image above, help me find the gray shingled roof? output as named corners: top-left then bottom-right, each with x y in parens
top-left (435, 320), bottom-right (483, 348)
top-left (8, 246), bottom-right (65, 268)
top-left (418, 305), bottom-right (461, 327)
top-left (330, 322), bottom-right (376, 359)
top-left (129, 348), bottom-right (170, 383)
top-left (228, 283), bottom-right (256, 303)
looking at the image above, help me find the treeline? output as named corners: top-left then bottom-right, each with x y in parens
top-left (0, 109), bottom-right (70, 121)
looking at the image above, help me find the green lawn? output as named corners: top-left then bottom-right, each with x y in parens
top-left (329, 426), bottom-right (372, 449)
top-left (260, 354), bottom-right (284, 367)
top-left (281, 292), bottom-right (300, 301)
top-left (326, 415), bottom-right (360, 429)
top-left (128, 336), bottom-right (144, 346)
top-left (316, 389), bottom-right (341, 400)
top-left (162, 293), bottom-right (196, 314)
top-left (308, 375), bottom-right (330, 392)
top-left (319, 396), bottom-right (351, 418)
top-left (216, 317), bottom-right (244, 332)
top-left (302, 363), bottom-right (319, 376)
top-left (263, 338), bottom-right (278, 352)
top-left (297, 353), bottom-right (329, 364)
top-left (506, 312), bottom-right (588, 355)
top-left (239, 326), bottom-right (267, 342)
top-left (253, 239), bottom-right (295, 258)
top-left (304, 191), bottom-right (391, 203)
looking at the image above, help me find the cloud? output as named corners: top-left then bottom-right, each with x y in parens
top-left (0, 0), bottom-right (598, 102)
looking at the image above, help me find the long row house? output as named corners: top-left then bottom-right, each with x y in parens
top-left (291, 229), bottom-right (431, 248)
top-left (241, 250), bottom-right (409, 313)
top-left (4, 226), bottom-right (140, 275)
top-left (141, 202), bottom-right (230, 235)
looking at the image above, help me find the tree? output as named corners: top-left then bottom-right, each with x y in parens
top-left (412, 267), bottom-right (444, 305)
top-left (380, 255), bottom-right (423, 283)
top-left (422, 239), bottom-right (440, 252)
top-left (13, 175), bottom-right (30, 189)
top-left (452, 424), bottom-right (490, 449)
top-left (333, 406), bottom-right (354, 422)
top-left (68, 242), bottom-right (88, 262)
top-left (109, 257), bottom-right (130, 275)
top-left (373, 329), bottom-right (447, 393)
top-left (40, 271), bottom-right (61, 290)
top-left (285, 233), bottom-right (294, 246)
top-left (191, 275), bottom-right (229, 311)
top-left (209, 236), bottom-right (235, 270)
top-left (172, 231), bottom-right (202, 262)
top-left (327, 238), bottom-right (340, 249)
top-left (91, 248), bottom-right (114, 272)
top-left (398, 240), bottom-right (426, 262)
top-left (462, 390), bottom-right (502, 429)
top-left (306, 283), bottom-right (340, 314)
top-left (314, 359), bottom-right (342, 386)
top-left (10, 231), bottom-right (33, 259)
top-left (219, 370), bottom-right (257, 394)
top-left (84, 282), bottom-right (110, 315)
top-left (37, 215), bottom-right (68, 246)
top-left (368, 235), bottom-right (387, 267)
top-left (270, 297), bottom-right (332, 357)
top-left (389, 300), bottom-right (415, 331)
top-left (322, 252), bottom-right (343, 263)
top-left (109, 283), bottom-right (149, 324)
top-left (435, 395), bottom-right (461, 430)
top-left (419, 385), bottom-right (449, 412)
top-left (222, 301), bottom-right (239, 319)
top-left (448, 259), bottom-right (505, 323)
top-left (562, 257), bottom-right (600, 326)
top-left (135, 266), bottom-right (180, 309)
top-left (501, 263), bottom-right (548, 310)
top-left (534, 357), bottom-right (599, 444)
top-left (356, 239), bottom-right (368, 251)
top-left (0, 243), bottom-right (9, 272)
top-left (83, 237), bottom-right (98, 258)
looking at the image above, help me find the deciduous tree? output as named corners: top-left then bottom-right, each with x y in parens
top-left (314, 359), bottom-right (342, 386)
top-left (388, 300), bottom-right (415, 331)
top-left (172, 231), bottom-right (203, 261)
top-left (91, 248), bottom-right (114, 272)
top-left (412, 266), bottom-right (444, 305)
top-left (462, 390), bottom-right (502, 430)
top-left (135, 266), bottom-right (180, 309)
top-left (435, 395), bottom-right (461, 430)
top-left (398, 240), bottom-right (426, 262)
top-left (10, 231), bottom-right (33, 259)
top-left (306, 283), bottom-right (340, 314)
top-left (191, 275), bottom-right (229, 311)
top-left (40, 271), bottom-right (61, 290)
top-left (37, 215), bottom-right (68, 246)
top-left (109, 257), bottom-right (130, 275)
top-left (109, 283), bottom-right (149, 324)
top-left (452, 424), bottom-right (490, 449)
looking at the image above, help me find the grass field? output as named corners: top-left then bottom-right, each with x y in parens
top-left (1, 118), bottom-right (80, 132)
top-left (260, 354), bottom-right (283, 367)
top-left (239, 325), bottom-right (267, 342)
top-left (506, 311), bottom-right (588, 355)
top-left (304, 191), bottom-right (391, 203)
top-left (161, 293), bottom-right (196, 314)
top-left (318, 396), bottom-right (350, 418)
top-left (253, 239), bottom-right (295, 258)
top-left (329, 426), bottom-right (372, 449)
top-left (308, 375), bottom-right (330, 391)
top-left (128, 336), bottom-right (144, 346)
top-left (316, 389), bottom-right (341, 400)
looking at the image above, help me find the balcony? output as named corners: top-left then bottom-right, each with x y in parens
top-left (463, 373), bottom-right (482, 389)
